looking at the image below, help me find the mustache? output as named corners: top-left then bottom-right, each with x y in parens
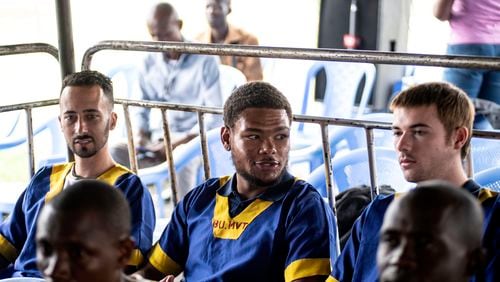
top-left (72, 134), bottom-right (94, 142)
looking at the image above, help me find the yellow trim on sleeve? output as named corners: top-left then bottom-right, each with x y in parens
top-left (128, 248), bottom-right (144, 266)
top-left (326, 275), bottom-right (339, 282)
top-left (212, 194), bottom-right (273, 239)
top-left (478, 188), bottom-right (498, 203)
top-left (284, 258), bottom-right (331, 282)
top-left (148, 243), bottom-right (183, 276)
top-left (45, 163), bottom-right (73, 203)
top-left (0, 234), bottom-right (18, 262)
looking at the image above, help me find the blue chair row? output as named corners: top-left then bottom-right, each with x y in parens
top-left (306, 147), bottom-right (414, 198)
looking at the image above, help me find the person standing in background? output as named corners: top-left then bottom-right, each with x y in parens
top-left (196, 0), bottom-right (263, 81)
top-left (434, 0), bottom-right (500, 105)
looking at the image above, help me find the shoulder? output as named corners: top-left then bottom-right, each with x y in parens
top-left (228, 25), bottom-right (259, 44)
top-left (182, 176), bottom-right (230, 206)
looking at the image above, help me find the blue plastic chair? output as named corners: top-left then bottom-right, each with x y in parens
top-left (306, 147), bottom-right (413, 197)
top-left (0, 116), bottom-right (67, 169)
top-left (138, 127), bottom-right (232, 216)
top-left (291, 112), bottom-right (394, 174)
top-left (470, 137), bottom-right (500, 174)
top-left (474, 166), bottom-right (500, 192)
top-left (0, 278), bottom-right (45, 281)
top-left (297, 61), bottom-right (376, 133)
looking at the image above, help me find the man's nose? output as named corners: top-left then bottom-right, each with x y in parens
top-left (43, 253), bottom-right (71, 280)
top-left (75, 117), bottom-right (88, 134)
top-left (395, 132), bottom-right (412, 152)
top-left (259, 139), bottom-right (277, 154)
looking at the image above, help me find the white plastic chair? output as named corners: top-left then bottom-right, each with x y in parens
top-left (218, 64), bottom-right (247, 101)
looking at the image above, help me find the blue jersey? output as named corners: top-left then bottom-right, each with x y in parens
top-left (329, 180), bottom-right (499, 282)
top-left (149, 172), bottom-right (337, 282)
top-left (0, 163), bottom-right (156, 277)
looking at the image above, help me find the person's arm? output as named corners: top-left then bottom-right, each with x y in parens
top-left (331, 203), bottom-right (370, 281)
top-left (117, 174), bottom-right (156, 272)
top-left (433, 0), bottom-right (455, 21)
top-left (239, 35), bottom-right (263, 81)
top-left (283, 187), bottom-right (335, 281)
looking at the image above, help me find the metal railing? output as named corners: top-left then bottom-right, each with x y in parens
top-left (0, 43), bottom-right (60, 176)
top-left (81, 41), bottom-right (500, 206)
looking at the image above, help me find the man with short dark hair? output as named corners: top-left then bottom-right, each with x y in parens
top-left (329, 82), bottom-right (499, 282)
top-left (377, 180), bottom-right (485, 282)
top-left (136, 81), bottom-right (336, 281)
top-left (36, 180), bottom-right (149, 282)
top-left (0, 70), bottom-right (155, 278)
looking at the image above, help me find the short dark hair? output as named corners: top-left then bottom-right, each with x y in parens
top-left (61, 70), bottom-right (114, 105)
top-left (223, 81), bottom-right (292, 128)
top-left (49, 179), bottom-right (131, 237)
top-left (390, 82), bottom-right (474, 159)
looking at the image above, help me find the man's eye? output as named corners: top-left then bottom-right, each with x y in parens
top-left (246, 135), bottom-right (258, 140)
top-left (275, 134), bottom-right (289, 140)
top-left (392, 131), bottom-right (402, 137)
top-left (37, 241), bottom-right (53, 256)
top-left (381, 234), bottom-right (399, 247)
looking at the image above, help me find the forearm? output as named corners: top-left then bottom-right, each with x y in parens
top-left (433, 0), bottom-right (454, 21)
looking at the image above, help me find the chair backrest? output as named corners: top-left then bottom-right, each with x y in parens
top-left (138, 127), bottom-right (233, 213)
top-left (306, 147), bottom-right (413, 197)
top-left (298, 61), bottom-right (376, 132)
top-left (0, 278), bottom-right (45, 281)
top-left (470, 137), bottom-right (500, 174)
top-left (218, 64), bottom-right (247, 101)
top-left (0, 116), bottom-right (67, 167)
top-left (474, 166), bottom-right (500, 192)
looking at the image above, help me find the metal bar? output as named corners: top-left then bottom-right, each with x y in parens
top-left (0, 43), bottom-right (59, 60)
top-left (161, 109), bottom-right (179, 205)
top-left (365, 128), bottom-right (379, 200)
top-left (55, 0), bottom-right (75, 78)
top-left (2, 99), bottom-right (500, 140)
top-left (197, 113), bottom-right (210, 180)
top-left (25, 108), bottom-right (35, 177)
top-left (319, 123), bottom-right (340, 256)
top-left (122, 104), bottom-right (138, 174)
top-left (82, 40), bottom-right (500, 71)
top-left (320, 124), bottom-right (335, 210)
top-left (465, 151), bottom-right (474, 178)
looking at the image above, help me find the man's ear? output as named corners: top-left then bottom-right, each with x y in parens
top-left (221, 126), bottom-right (231, 151)
top-left (118, 236), bottom-right (135, 267)
top-left (110, 111), bottom-right (118, 130)
top-left (465, 247), bottom-right (486, 277)
top-left (453, 126), bottom-right (469, 150)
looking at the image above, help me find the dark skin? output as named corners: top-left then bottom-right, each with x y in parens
top-left (139, 4), bottom-right (197, 154)
top-left (377, 193), bottom-right (483, 282)
top-left (135, 108), bottom-right (325, 281)
top-left (205, 0), bottom-right (231, 43)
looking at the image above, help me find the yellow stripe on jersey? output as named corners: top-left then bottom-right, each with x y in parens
top-left (149, 243), bottom-right (183, 276)
top-left (478, 188), bottom-right (498, 203)
top-left (284, 258), bottom-right (331, 282)
top-left (45, 163), bottom-right (73, 202)
top-left (212, 194), bottom-right (273, 240)
top-left (326, 275), bottom-right (340, 282)
top-left (97, 163), bottom-right (131, 184)
top-left (128, 248), bottom-right (144, 266)
top-left (45, 163), bottom-right (130, 203)
top-left (0, 234), bottom-right (18, 262)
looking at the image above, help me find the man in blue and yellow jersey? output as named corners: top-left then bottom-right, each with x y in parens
top-left (0, 71), bottom-right (155, 278)
top-left (329, 82), bottom-right (499, 282)
top-left (135, 81), bottom-right (336, 281)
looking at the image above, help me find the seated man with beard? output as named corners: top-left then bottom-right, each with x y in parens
top-left (135, 81), bottom-right (337, 282)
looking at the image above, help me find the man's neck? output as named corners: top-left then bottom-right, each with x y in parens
top-left (73, 151), bottom-right (115, 179)
top-left (211, 24), bottom-right (229, 43)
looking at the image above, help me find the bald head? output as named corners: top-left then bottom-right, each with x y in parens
top-left (377, 180), bottom-right (484, 282)
top-left (147, 2), bottom-right (183, 43)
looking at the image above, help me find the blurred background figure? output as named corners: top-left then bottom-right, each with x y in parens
top-left (196, 0), bottom-right (263, 81)
top-left (433, 0), bottom-right (500, 106)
